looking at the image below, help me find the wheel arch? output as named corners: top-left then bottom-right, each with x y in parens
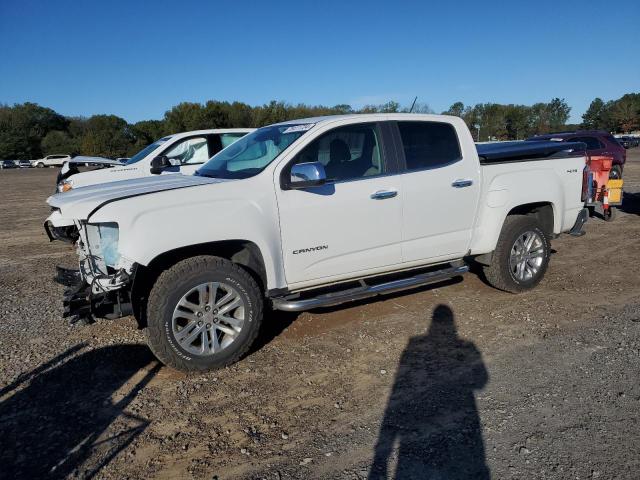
top-left (130, 239), bottom-right (267, 328)
top-left (472, 201), bottom-right (556, 264)
top-left (506, 202), bottom-right (555, 237)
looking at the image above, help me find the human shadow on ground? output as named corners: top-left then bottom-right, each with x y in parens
top-left (0, 343), bottom-right (160, 479)
top-left (369, 304), bottom-right (490, 479)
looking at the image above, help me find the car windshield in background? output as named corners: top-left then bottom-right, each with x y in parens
top-left (197, 124), bottom-right (314, 179)
top-left (125, 137), bottom-right (170, 165)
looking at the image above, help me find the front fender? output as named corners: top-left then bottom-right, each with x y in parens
top-left (88, 177), bottom-right (285, 289)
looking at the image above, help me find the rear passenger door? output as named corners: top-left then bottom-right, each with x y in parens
top-left (394, 121), bottom-right (481, 263)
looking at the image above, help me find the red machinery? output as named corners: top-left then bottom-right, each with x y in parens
top-left (583, 155), bottom-right (623, 221)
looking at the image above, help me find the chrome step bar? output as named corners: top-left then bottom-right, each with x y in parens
top-left (271, 265), bottom-right (469, 312)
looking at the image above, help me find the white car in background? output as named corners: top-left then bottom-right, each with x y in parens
top-left (32, 154), bottom-right (71, 168)
top-left (57, 129), bottom-right (254, 192)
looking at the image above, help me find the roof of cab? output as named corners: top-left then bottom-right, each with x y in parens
top-left (272, 113), bottom-right (458, 127)
top-left (167, 128), bottom-right (255, 140)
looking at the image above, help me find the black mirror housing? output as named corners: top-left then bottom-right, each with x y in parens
top-left (150, 155), bottom-right (170, 174)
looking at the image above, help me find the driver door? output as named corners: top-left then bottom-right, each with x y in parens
top-left (275, 122), bottom-right (403, 287)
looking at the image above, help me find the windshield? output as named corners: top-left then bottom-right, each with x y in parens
top-left (125, 137), bottom-right (170, 165)
top-left (196, 124), bottom-right (314, 179)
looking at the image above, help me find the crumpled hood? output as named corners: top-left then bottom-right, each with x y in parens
top-left (47, 174), bottom-right (225, 220)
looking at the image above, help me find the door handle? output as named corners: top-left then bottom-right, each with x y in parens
top-left (370, 190), bottom-right (398, 200)
top-left (451, 179), bottom-right (473, 188)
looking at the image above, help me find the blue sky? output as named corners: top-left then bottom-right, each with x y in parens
top-left (1, 0), bottom-right (638, 124)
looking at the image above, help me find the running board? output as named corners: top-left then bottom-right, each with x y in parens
top-left (271, 265), bottom-right (469, 312)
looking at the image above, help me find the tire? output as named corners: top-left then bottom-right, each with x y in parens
top-left (146, 255), bottom-right (263, 372)
top-left (36, 162), bottom-right (44, 168)
top-left (483, 215), bottom-right (551, 293)
top-left (603, 207), bottom-right (616, 222)
top-left (609, 165), bottom-right (622, 180)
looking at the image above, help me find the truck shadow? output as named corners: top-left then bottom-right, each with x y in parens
top-left (368, 305), bottom-right (490, 479)
top-left (620, 191), bottom-right (640, 215)
top-left (0, 343), bottom-right (160, 480)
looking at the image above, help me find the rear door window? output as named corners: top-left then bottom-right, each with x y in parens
top-left (220, 133), bottom-right (248, 148)
top-left (163, 137), bottom-right (209, 165)
top-left (397, 121), bottom-right (462, 171)
top-left (570, 136), bottom-right (603, 150)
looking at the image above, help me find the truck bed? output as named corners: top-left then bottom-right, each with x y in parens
top-left (476, 141), bottom-right (586, 164)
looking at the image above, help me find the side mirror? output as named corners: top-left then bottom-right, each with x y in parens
top-left (288, 162), bottom-right (327, 189)
top-left (150, 155), bottom-right (171, 174)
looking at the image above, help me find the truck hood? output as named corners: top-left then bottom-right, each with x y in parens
top-left (47, 174), bottom-right (225, 221)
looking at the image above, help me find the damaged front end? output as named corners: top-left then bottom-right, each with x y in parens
top-left (45, 215), bottom-right (134, 325)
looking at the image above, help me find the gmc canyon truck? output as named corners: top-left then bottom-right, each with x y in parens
top-left (45, 114), bottom-right (589, 372)
top-left (55, 128), bottom-right (254, 192)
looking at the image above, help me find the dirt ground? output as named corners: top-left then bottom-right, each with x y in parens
top-left (1, 151), bottom-right (639, 480)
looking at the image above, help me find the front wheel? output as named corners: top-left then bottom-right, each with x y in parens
top-left (484, 215), bottom-right (551, 293)
top-left (146, 256), bottom-right (263, 372)
top-left (36, 162), bottom-right (45, 168)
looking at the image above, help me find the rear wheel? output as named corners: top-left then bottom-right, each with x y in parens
top-left (609, 165), bottom-right (622, 180)
top-left (484, 215), bottom-right (551, 293)
top-left (146, 255), bottom-right (263, 372)
top-left (603, 207), bottom-right (616, 222)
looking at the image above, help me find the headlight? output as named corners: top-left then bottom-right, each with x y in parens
top-left (86, 222), bottom-right (120, 268)
top-left (58, 179), bottom-right (73, 192)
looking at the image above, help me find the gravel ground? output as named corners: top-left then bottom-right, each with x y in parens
top-left (1, 150), bottom-right (639, 479)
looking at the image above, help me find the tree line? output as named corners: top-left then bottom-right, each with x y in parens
top-left (0, 93), bottom-right (637, 160)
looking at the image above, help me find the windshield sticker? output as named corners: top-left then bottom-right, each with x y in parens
top-left (282, 123), bottom-right (315, 134)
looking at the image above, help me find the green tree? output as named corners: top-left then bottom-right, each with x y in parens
top-left (609, 94), bottom-right (640, 132)
top-left (41, 130), bottom-right (78, 155)
top-left (0, 102), bottom-right (67, 159)
top-left (80, 115), bottom-right (135, 158)
top-left (225, 101), bottom-right (254, 127)
top-left (503, 104), bottom-right (530, 140)
top-left (547, 98), bottom-right (571, 131)
top-left (164, 102), bottom-right (205, 132)
top-left (443, 102), bottom-right (465, 117)
top-left (133, 120), bottom-right (166, 143)
top-left (582, 98), bottom-right (606, 129)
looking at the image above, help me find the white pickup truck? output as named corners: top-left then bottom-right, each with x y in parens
top-left (45, 114), bottom-right (589, 372)
top-left (55, 128), bottom-right (254, 192)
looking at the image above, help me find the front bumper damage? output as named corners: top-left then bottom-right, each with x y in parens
top-left (46, 215), bottom-right (135, 325)
top-left (55, 265), bottom-right (133, 325)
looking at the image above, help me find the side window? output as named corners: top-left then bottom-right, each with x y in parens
top-left (571, 136), bottom-right (602, 150)
top-left (397, 121), bottom-right (461, 171)
top-left (292, 123), bottom-right (384, 182)
top-left (163, 137), bottom-right (209, 165)
top-left (220, 133), bottom-right (247, 149)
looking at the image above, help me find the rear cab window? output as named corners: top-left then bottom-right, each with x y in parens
top-left (397, 121), bottom-right (462, 171)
